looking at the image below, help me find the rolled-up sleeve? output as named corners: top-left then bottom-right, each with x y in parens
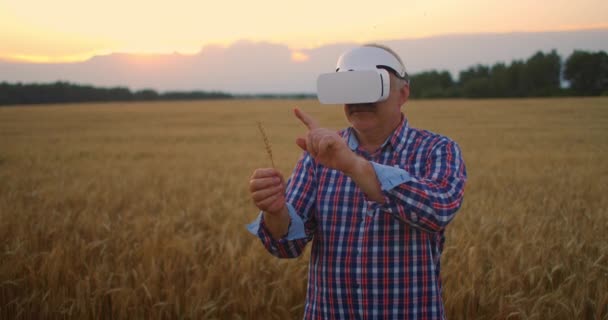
top-left (246, 153), bottom-right (318, 258)
top-left (247, 203), bottom-right (306, 240)
top-left (370, 162), bottom-right (413, 190)
top-left (369, 141), bottom-right (467, 233)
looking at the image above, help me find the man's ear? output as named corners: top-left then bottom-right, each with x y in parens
top-left (399, 84), bottom-right (410, 106)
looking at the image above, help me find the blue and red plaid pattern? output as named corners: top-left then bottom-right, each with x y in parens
top-left (252, 115), bottom-right (467, 319)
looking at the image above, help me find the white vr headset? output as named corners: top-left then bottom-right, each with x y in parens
top-left (317, 46), bottom-right (409, 104)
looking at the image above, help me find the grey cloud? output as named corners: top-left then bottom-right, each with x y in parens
top-left (1, 29), bottom-right (607, 94)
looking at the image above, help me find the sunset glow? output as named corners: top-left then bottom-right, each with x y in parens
top-left (291, 51), bottom-right (310, 63)
top-left (1, 0), bottom-right (607, 63)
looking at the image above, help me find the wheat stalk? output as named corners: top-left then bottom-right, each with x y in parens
top-left (256, 121), bottom-right (276, 168)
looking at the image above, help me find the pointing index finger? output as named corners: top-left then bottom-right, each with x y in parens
top-left (294, 107), bottom-right (319, 130)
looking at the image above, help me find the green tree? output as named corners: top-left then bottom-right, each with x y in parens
top-left (489, 63), bottom-right (510, 97)
top-left (409, 71), bottom-right (457, 98)
top-left (523, 50), bottom-right (562, 96)
top-left (459, 65), bottom-right (492, 98)
top-left (564, 50), bottom-right (608, 96)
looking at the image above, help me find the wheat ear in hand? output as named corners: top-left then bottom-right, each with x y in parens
top-left (256, 121), bottom-right (276, 168)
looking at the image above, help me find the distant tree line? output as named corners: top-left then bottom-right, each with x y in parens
top-left (238, 93), bottom-right (316, 100)
top-left (410, 49), bottom-right (608, 98)
top-left (0, 81), bottom-right (322, 106)
top-left (0, 81), bottom-right (321, 106)
top-left (0, 49), bottom-right (606, 106)
top-left (0, 82), bottom-right (234, 106)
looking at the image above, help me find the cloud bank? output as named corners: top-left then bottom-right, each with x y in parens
top-left (1, 29), bottom-right (607, 94)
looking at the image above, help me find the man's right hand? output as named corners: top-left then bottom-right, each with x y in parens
top-left (249, 168), bottom-right (287, 215)
top-left (249, 168), bottom-right (290, 239)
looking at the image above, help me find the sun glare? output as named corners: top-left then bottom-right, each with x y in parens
top-left (290, 51), bottom-right (310, 63)
top-left (5, 53), bottom-right (100, 63)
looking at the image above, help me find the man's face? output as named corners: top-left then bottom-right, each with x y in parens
top-left (343, 72), bottom-right (409, 132)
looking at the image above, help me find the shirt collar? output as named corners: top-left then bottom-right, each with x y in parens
top-left (347, 114), bottom-right (409, 153)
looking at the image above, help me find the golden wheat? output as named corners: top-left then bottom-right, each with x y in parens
top-left (256, 121), bottom-right (276, 168)
top-left (0, 98), bottom-right (607, 319)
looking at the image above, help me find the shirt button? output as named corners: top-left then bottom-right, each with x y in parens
top-left (411, 212), bottom-right (418, 222)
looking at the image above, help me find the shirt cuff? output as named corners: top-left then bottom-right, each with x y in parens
top-left (246, 203), bottom-right (307, 240)
top-left (370, 162), bottom-right (413, 191)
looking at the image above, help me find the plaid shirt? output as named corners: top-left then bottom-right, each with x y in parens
top-left (248, 115), bottom-right (467, 319)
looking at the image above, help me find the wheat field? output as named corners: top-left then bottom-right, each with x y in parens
top-left (0, 98), bottom-right (607, 319)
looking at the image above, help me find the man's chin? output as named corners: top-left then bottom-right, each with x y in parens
top-left (349, 114), bottom-right (377, 128)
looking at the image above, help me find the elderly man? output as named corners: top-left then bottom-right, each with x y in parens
top-left (247, 44), bottom-right (467, 319)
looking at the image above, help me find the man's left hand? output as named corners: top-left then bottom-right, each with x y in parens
top-left (294, 108), bottom-right (359, 174)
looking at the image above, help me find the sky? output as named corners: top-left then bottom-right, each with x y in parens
top-left (1, 0), bottom-right (608, 63)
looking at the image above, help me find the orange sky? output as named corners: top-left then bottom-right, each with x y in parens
top-left (1, 0), bottom-right (607, 63)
